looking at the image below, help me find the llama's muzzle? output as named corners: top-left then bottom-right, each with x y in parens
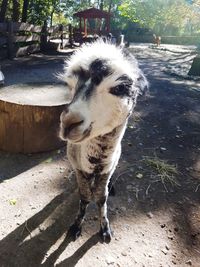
top-left (59, 110), bottom-right (93, 143)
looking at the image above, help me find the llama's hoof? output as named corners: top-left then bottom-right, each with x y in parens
top-left (69, 224), bottom-right (82, 241)
top-left (99, 226), bottom-right (112, 243)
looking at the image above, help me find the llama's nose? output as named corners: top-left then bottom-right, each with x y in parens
top-left (64, 120), bottom-right (84, 137)
top-left (61, 112), bottom-right (84, 137)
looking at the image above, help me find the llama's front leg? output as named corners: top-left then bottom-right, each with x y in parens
top-left (97, 196), bottom-right (112, 242)
top-left (69, 170), bottom-right (91, 240)
top-left (94, 174), bottom-right (112, 242)
top-left (69, 199), bottom-right (89, 240)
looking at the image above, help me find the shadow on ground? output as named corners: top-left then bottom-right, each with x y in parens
top-left (0, 49), bottom-right (200, 266)
top-left (0, 149), bottom-right (65, 182)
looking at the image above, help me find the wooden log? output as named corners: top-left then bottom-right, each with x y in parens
top-left (188, 56), bottom-right (200, 76)
top-left (0, 83), bottom-right (70, 153)
top-left (7, 21), bottom-right (14, 59)
top-left (13, 22), bottom-right (42, 33)
top-left (14, 34), bottom-right (40, 43)
top-left (15, 44), bottom-right (40, 57)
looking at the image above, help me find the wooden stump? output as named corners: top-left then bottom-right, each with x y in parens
top-left (188, 56), bottom-right (200, 76)
top-left (0, 83), bottom-right (70, 153)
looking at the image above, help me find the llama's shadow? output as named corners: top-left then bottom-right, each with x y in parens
top-left (0, 189), bottom-right (101, 266)
top-left (0, 150), bottom-right (56, 182)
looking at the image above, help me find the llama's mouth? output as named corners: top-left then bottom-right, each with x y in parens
top-left (69, 123), bottom-right (93, 143)
top-left (60, 121), bottom-right (92, 143)
top-left (64, 120), bottom-right (84, 138)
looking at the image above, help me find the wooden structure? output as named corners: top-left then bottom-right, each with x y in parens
top-left (73, 8), bottom-right (111, 38)
top-left (0, 83), bottom-right (70, 153)
top-left (0, 21), bottom-right (69, 59)
top-left (188, 56), bottom-right (200, 76)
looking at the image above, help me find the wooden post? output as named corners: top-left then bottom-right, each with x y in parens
top-left (40, 20), bottom-right (48, 51)
top-left (84, 18), bottom-right (86, 36)
top-left (106, 16), bottom-right (110, 33)
top-left (79, 17), bottom-right (82, 33)
top-left (69, 24), bottom-right (73, 47)
top-left (7, 21), bottom-right (14, 59)
top-left (188, 56), bottom-right (200, 76)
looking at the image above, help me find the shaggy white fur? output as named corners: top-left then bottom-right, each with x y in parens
top-left (59, 40), bottom-right (148, 242)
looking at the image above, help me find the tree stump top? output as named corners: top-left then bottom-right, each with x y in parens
top-left (0, 83), bottom-right (70, 153)
top-left (0, 83), bottom-right (70, 106)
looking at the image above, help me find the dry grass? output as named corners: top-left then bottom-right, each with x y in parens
top-left (143, 156), bottom-right (180, 191)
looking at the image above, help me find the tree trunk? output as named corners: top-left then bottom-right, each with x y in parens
top-left (100, 0), bottom-right (103, 10)
top-left (188, 56), bottom-right (200, 76)
top-left (12, 0), bottom-right (20, 22)
top-left (0, 83), bottom-right (68, 153)
top-left (108, 0), bottom-right (113, 13)
top-left (21, 0), bottom-right (29, 22)
top-left (0, 0), bottom-right (8, 22)
top-left (50, 9), bottom-right (54, 27)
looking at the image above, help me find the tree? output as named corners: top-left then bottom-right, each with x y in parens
top-left (0, 0), bottom-right (8, 22)
top-left (22, 0), bottom-right (29, 22)
top-left (118, 0), bottom-right (200, 35)
top-left (12, 0), bottom-right (20, 22)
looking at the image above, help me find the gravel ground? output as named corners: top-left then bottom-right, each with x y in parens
top-left (0, 44), bottom-right (200, 267)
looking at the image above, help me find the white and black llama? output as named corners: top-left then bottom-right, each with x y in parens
top-left (59, 41), bottom-right (148, 242)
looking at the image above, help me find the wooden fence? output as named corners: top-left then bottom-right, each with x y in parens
top-left (0, 21), bottom-right (69, 59)
top-left (128, 33), bottom-right (200, 45)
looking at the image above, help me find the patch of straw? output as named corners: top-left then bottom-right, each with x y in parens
top-left (143, 156), bottom-right (180, 191)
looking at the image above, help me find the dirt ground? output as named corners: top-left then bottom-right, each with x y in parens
top-left (0, 44), bottom-right (200, 267)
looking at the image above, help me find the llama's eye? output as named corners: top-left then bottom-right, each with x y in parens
top-left (109, 84), bottom-right (129, 97)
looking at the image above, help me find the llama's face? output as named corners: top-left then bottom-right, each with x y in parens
top-left (59, 42), bottom-right (147, 143)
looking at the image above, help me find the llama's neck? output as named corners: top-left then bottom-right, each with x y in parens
top-left (95, 120), bottom-right (127, 149)
top-left (79, 120), bottom-right (128, 174)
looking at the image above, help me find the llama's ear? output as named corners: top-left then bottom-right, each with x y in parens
top-left (136, 71), bottom-right (149, 96)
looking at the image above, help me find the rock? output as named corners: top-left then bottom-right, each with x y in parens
top-left (160, 147), bottom-right (167, 152)
top-left (186, 260), bottom-right (192, 265)
top-left (161, 249), bottom-right (168, 255)
top-left (105, 255), bottom-right (115, 265)
top-left (165, 244), bottom-right (170, 250)
top-left (121, 251), bottom-right (127, 256)
top-left (147, 212), bottom-right (154, 218)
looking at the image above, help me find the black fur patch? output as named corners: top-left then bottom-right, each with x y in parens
top-left (73, 67), bottom-right (90, 82)
top-left (84, 82), bottom-right (94, 99)
top-left (88, 156), bottom-right (101, 164)
top-left (89, 59), bottom-right (111, 85)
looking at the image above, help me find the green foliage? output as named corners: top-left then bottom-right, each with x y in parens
top-left (118, 0), bottom-right (200, 35)
top-left (0, 0), bottom-right (199, 36)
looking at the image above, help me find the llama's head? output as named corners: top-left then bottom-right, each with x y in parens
top-left (59, 41), bottom-right (148, 143)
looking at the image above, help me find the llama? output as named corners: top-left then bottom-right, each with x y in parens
top-left (153, 34), bottom-right (161, 46)
top-left (59, 41), bottom-right (148, 242)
